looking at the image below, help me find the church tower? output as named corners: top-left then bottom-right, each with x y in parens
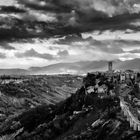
top-left (108, 61), bottom-right (113, 72)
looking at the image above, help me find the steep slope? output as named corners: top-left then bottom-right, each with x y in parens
top-left (0, 73), bottom-right (140, 140)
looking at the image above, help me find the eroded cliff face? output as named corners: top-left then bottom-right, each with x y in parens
top-left (0, 73), bottom-right (140, 140)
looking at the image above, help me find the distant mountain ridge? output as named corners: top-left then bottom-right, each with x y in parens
top-left (29, 58), bottom-right (140, 74)
top-left (0, 59), bottom-right (140, 75)
top-left (0, 69), bottom-right (28, 75)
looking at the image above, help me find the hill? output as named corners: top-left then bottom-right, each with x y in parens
top-left (0, 74), bottom-right (83, 133)
top-left (0, 58), bottom-right (139, 75)
top-left (0, 69), bottom-right (28, 75)
top-left (29, 58), bottom-right (140, 74)
top-left (114, 58), bottom-right (140, 71)
top-left (0, 73), bottom-right (140, 139)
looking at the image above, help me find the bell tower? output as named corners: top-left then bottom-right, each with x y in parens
top-left (108, 61), bottom-right (113, 72)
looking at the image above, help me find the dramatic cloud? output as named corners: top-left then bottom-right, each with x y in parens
top-left (55, 34), bottom-right (125, 54)
top-left (21, 10), bottom-right (57, 22)
top-left (18, 0), bottom-right (140, 27)
top-left (0, 0), bottom-right (139, 68)
top-left (128, 49), bottom-right (140, 53)
top-left (57, 50), bottom-right (69, 57)
top-left (0, 0), bottom-right (16, 6)
top-left (0, 52), bottom-right (6, 59)
top-left (55, 34), bottom-right (83, 45)
top-left (0, 0), bottom-right (139, 41)
top-left (19, 0), bottom-right (137, 16)
top-left (15, 48), bottom-right (54, 60)
top-left (0, 42), bottom-right (15, 50)
top-left (0, 6), bottom-right (26, 13)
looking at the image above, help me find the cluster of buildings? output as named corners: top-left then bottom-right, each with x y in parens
top-left (85, 61), bottom-right (140, 98)
top-left (107, 61), bottom-right (140, 85)
top-left (86, 81), bottom-right (115, 98)
top-left (84, 61), bottom-right (140, 129)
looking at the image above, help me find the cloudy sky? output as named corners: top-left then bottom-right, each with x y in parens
top-left (0, 0), bottom-right (140, 69)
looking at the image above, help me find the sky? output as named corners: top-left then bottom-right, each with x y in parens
top-left (0, 0), bottom-right (140, 68)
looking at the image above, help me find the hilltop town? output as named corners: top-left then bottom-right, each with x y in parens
top-left (0, 63), bottom-right (139, 139)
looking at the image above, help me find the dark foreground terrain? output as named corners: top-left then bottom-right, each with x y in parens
top-left (0, 73), bottom-right (140, 140)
